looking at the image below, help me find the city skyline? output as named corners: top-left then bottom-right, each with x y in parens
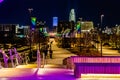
top-left (0, 0), bottom-right (120, 27)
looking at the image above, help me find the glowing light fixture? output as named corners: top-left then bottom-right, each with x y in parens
top-left (76, 23), bottom-right (81, 32)
top-left (39, 28), bottom-right (43, 32)
top-left (0, 0), bottom-right (3, 3)
top-left (31, 17), bottom-right (36, 26)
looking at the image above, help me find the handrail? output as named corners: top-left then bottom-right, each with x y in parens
top-left (8, 48), bottom-right (22, 67)
top-left (8, 49), bottom-right (15, 67)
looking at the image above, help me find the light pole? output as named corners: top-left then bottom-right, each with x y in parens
top-left (28, 8), bottom-right (33, 54)
top-left (101, 14), bottom-right (104, 29)
top-left (36, 21), bottom-right (41, 51)
top-left (37, 21), bottom-right (46, 50)
top-left (100, 14), bottom-right (104, 56)
top-left (79, 18), bottom-right (82, 52)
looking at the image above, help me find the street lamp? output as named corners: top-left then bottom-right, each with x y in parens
top-left (28, 8), bottom-right (33, 54)
top-left (100, 14), bottom-right (104, 56)
top-left (28, 8), bottom-right (33, 15)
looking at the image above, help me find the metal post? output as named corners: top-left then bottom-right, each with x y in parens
top-left (28, 8), bottom-right (33, 54)
top-left (100, 39), bottom-right (102, 56)
top-left (14, 48), bottom-right (19, 66)
top-left (100, 14), bottom-right (104, 56)
top-left (9, 49), bottom-right (15, 67)
top-left (42, 53), bottom-right (45, 68)
top-left (79, 18), bottom-right (82, 52)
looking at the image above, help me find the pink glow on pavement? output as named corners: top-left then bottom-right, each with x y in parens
top-left (0, 68), bottom-right (75, 80)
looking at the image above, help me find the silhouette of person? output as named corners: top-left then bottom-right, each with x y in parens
top-left (49, 49), bottom-right (53, 59)
top-left (44, 44), bottom-right (49, 59)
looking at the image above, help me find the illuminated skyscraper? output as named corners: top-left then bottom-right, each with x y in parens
top-left (69, 9), bottom-right (76, 22)
top-left (53, 17), bottom-right (58, 27)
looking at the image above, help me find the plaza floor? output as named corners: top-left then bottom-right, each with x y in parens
top-left (0, 67), bottom-right (120, 80)
top-left (0, 38), bottom-right (120, 80)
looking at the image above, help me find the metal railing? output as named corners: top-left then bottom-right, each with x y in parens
top-left (0, 49), bottom-right (9, 68)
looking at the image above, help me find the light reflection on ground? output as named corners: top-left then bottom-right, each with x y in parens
top-left (0, 68), bottom-right (75, 80)
top-left (0, 68), bottom-right (120, 80)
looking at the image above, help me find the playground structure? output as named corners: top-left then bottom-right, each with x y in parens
top-left (0, 47), bottom-right (44, 68)
top-left (0, 48), bottom-right (29, 68)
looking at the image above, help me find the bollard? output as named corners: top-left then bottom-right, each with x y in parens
top-left (42, 53), bottom-right (45, 68)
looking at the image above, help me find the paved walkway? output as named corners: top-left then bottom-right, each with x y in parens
top-left (45, 38), bottom-right (77, 66)
top-left (98, 45), bottom-right (120, 56)
top-left (16, 38), bottom-right (77, 68)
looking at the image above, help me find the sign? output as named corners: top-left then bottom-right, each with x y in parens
top-left (31, 17), bottom-right (36, 29)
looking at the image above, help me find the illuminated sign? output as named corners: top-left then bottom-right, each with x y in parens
top-left (31, 17), bottom-right (36, 29)
top-left (76, 23), bottom-right (81, 33)
top-left (53, 17), bottom-right (58, 26)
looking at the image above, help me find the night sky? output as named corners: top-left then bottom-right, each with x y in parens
top-left (0, 0), bottom-right (120, 28)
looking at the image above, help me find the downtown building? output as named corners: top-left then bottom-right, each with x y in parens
top-left (0, 24), bottom-right (30, 48)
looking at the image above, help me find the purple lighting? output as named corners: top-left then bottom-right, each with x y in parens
top-left (0, 0), bottom-right (3, 3)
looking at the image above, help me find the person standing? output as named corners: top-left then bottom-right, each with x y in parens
top-left (49, 49), bottom-right (53, 59)
top-left (44, 43), bottom-right (49, 59)
top-left (49, 41), bottom-right (53, 50)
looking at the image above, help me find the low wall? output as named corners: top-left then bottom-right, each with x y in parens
top-left (67, 56), bottom-right (120, 69)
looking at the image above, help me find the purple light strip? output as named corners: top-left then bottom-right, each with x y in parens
top-left (74, 63), bottom-right (120, 78)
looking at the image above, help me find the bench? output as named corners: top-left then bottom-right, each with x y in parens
top-left (74, 63), bottom-right (120, 78)
top-left (66, 56), bottom-right (120, 69)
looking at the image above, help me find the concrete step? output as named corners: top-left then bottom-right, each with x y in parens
top-left (16, 64), bottom-right (66, 68)
top-left (16, 64), bottom-right (37, 68)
